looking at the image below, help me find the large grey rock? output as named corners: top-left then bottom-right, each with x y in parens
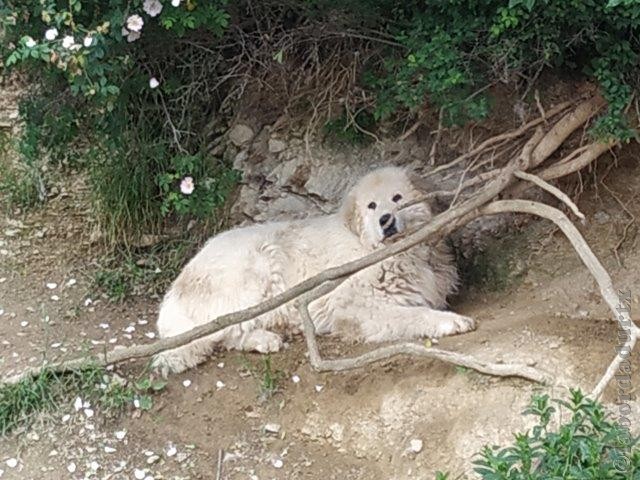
top-left (268, 138), bottom-right (286, 153)
top-left (228, 124), bottom-right (254, 147)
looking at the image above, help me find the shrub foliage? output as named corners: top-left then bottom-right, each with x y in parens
top-left (1, 0), bottom-right (640, 239)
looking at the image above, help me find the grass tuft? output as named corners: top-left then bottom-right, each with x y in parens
top-left (0, 363), bottom-right (165, 436)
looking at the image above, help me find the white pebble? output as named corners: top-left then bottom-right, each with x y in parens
top-left (133, 398), bottom-right (140, 408)
top-left (61, 414), bottom-right (71, 422)
top-left (291, 375), bottom-right (300, 383)
top-left (165, 445), bottom-right (177, 457)
top-left (271, 458), bottom-right (284, 469)
top-left (74, 397), bottom-right (83, 411)
top-left (66, 278), bottom-right (77, 286)
top-left (137, 319), bottom-right (148, 325)
top-left (408, 439), bottom-right (423, 453)
top-left (145, 332), bottom-right (156, 339)
top-left (182, 379), bottom-right (191, 388)
top-left (50, 342), bottom-right (61, 348)
top-left (134, 468), bottom-right (146, 479)
top-left (5, 459), bottom-right (17, 469)
top-left (104, 446), bottom-right (116, 453)
top-left (315, 384), bottom-right (324, 392)
top-left (216, 380), bottom-right (225, 389)
top-left (50, 295), bottom-right (59, 301)
top-left (0, 277), bottom-right (6, 282)
top-left (84, 408), bottom-right (94, 418)
top-left (124, 325), bottom-right (136, 333)
top-left (84, 298), bottom-right (93, 306)
top-left (115, 430), bottom-right (127, 440)
top-left (20, 321), bottom-right (28, 327)
top-left (67, 462), bottom-right (76, 473)
top-left (217, 362), bottom-right (225, 368)
top-left (46, 282), bottom-right (57, 289)
top-left (90, 461), bottom-right (100, 470)
top-left (0, 310), bottom-right (3, 316)
top-left (99, 323), bottom-right (109, 329)
top-left (264, 423), bottom-right (281, 434)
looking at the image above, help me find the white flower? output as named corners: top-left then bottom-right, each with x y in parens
top-left (171, 0), bottom-right (181, 6)
top-left (180, 176), bottom-right (195, 195)
top-left (149, 77), bottom-right (160, 89)
top-left (45, 28), bottom-right (58, 41)
top-left (127, 30), bottom-right (141, 43)
top-left (24, 36), bottom-right (36, 48)
top-left (126, 14), bottom-right (144, 32)
top-left (143, 0), bottom-right (164, 17)
top-left (83, 36), bottom-right (94, 47)
top-left (62, 35), bottom-right (75, 49)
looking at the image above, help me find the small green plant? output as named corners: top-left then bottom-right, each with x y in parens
top-left (0, 364), bottom-right (166, 435)
top-left (322, 109), bottom-right (375, 147)
top-left (241, 354), bottom-right (284, 402)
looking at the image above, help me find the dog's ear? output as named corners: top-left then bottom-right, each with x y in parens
top-left (339, 189), bottom-right (363, 239)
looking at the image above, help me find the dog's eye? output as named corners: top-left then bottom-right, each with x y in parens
top-left (367, 202), bottom-right (377, 210)
top-left (392, 194), bottom-right (403, 203)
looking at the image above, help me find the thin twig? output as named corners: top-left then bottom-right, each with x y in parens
top-left (514, 170), bottom-right (585, 221)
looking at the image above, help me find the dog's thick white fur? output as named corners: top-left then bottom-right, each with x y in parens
top-left (154, 167), bottom-right (475, 374)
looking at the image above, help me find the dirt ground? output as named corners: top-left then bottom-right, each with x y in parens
top-left (1, 85), bottom-right (640, 478)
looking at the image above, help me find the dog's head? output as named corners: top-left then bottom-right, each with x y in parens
top-left (340, 166), bottom-right (432, 249)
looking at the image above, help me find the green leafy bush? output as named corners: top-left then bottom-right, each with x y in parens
top-left (2, 0), bottom-right (640, 240)
top-left (437, 390), bottom-right (639, 479)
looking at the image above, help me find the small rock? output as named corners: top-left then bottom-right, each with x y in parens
top-left (67, 462), bottom-right (76, 473)
top-left (182, 379), bottom-right (191, 388)
top-left (46, 282), bottom-right (57, 290)
top-left (115, 430), bottom-right (127, 440)
top-left (5, 459), bottom-right (17, 469)
top-left (408, 439), bottom-right (423, 453)
top-left (291, 375), bottom-right (301, 384)
top-left (264, 423), bottom-right (281, 434)
top-left (84, 408), bottom-right (94, 418)
top-left (271, 458), bottom-right (284, 469)
top-left (66, 278), bottom-right (77, 286)
top-left (145, 332), bottom-right (156, 339)
top-left (134, 468), bottom-right (146, 479)
top-left (268, 138), bottom-right (286, 153)
top-left (74, 397), bottom-right (83, 411)
top-left (228, 124), bottom-right (254, 147)
top-left (147, 455), bottom-right (160, 464)
top-left (104, 446), bottom-right (116, 453)
top-left (50, 295), bottom-right (60, 301)
top-left (217, 362), bottom-right (225, 368)
top-left (89, 461), bottom-right (100, 470)
top-left (315, 385), bottom-right (324, 392)
top-left (216, 380), bottom-right (225, 389)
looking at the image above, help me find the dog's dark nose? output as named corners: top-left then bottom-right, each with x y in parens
top-left (379, 214), bottom-right (391, 226)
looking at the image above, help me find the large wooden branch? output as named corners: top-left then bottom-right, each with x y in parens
top-left (481, 200), bottom-right (640, 399)
top-left (1, 97), bottom-right (616, 390)
top-left (295, 282), bottom-right (552, 383)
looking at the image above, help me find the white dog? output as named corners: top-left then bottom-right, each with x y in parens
top-left (153, 166), bottom-right (475, 374)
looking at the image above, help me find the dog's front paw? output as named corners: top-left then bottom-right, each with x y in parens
top-left (452, 315), bottom-right (476, 334)
top-left (242, 329), bottom-right (284, 353)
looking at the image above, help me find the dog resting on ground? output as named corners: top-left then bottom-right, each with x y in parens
top-left (153, 166), bottom-right (475, 374)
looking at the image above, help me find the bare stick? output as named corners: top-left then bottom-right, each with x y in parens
top-left (295, 286), bottom-right (551, 383)
top-left (514, 170), bottom-right (585, 220)
top-left (424, 100), bottom-right (573, 178)
top-left (481, 200), bottom-right (640, 399)
top-left (216, 449), bottom-right (223, 480)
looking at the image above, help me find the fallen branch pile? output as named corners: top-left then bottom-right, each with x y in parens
top-left (3, 93), bottom-right (637, 401)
